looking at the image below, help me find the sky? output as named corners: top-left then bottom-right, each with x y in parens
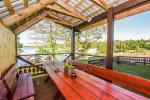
top-left (19, 11), bottom-right (150, 46)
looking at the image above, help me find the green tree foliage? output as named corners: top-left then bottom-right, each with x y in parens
top-left (29, 20), bottom-right (150, 55)
top-left (114, 39), bottom-right (150, 53)
top-left (76, 25), bottom-right (106, 53)
top-left (30, 20), bottom-right (71, 54)
top-left (17, 36), bottom-right (23, 54)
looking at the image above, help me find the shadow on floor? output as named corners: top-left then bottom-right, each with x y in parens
top-left (33, 74), bottom-right (61, 100)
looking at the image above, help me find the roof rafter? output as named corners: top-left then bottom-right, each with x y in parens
top-left (24, 0), bottom-right (29, 8)
top-left (46, 16), bottom-right (75, 27)
top-left (2, 0), bottom-right (55, 26)
top-left (80, 2), bottom-right (95, 14)
top-left (77, 0), bottom-right (150, 30)
top-left (46, 5), bottom-right (79, 18)
top-left (64, 0), bottom-right (69, 3)
top-left (91, 0), bottom-right (109, 10)
top-left (74, 0), bottom-right (85, 8)
top-left (87, 8), bottom-right (101, 17)
top-left (14, 13), bottom-right (47, 35)
top-left (46, 11), bottom-right (75, 27)
top-left (36, 0), bottom-right (40, 3)
top-left (3, 0), bottom-right (15, 14)
top-left (55, 0), bottom-right (88, 21)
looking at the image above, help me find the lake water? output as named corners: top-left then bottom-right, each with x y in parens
top-left (18, 46), bottom-right (68, 66)
top-left (21, 46), bottom-right (36, 54)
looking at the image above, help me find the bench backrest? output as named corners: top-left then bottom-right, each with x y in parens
top-left (0, 80), bottom-right (7, 99)
top-left (2, 64), bottom-right (18, 97)
top-left (67, 59), bottom-right (150, 96)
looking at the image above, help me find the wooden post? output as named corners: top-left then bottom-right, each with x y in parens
top-left (15, 36), bottom-right (17, 62)
top-left (106, 7), bottom-right (114, 70)
top-left (71, 27), bottom-right (76, 60)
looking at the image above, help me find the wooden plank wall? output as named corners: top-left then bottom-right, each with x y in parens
top-left (0, 22), bottom-right (16, 78)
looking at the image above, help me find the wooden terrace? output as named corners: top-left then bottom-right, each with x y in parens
top-left (0, 0), bottom-right (150, 100)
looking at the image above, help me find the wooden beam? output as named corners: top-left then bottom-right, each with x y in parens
top-left (110, 0), bottom-right (120, 5)
top-left (14, 13), bottom-right (47, 35)
top-left (115, 1), bottom-right (150, 20)
top-left (55, 0), bottom-right (88, 21)
top-left (36, 0), bottom-right (40, 3)
top-left (64, 0), bottom-right (69, 3)
top-left (76, 0), bottom-right (150, 30)
top-left (46, 5), bottom-right (79, 18)
top-left (46, 16), bottom-right (75, 27)
top-left (87, 8), bottom-right (101, 17)
top-left (106, 7), bottom-right (114, 70)
top-left (23, 0), bottom-right (29, 23)
top-left (24, 0), bottom-right (28, 8)
top-left (74, 0), bottom-right (85, 8)
top-left (80, 2), bottom-right (95, 14)
top-left (2, 0), bottom-right (54, 26)
top-left (91, 0), bottom-right (109, 10)
top-left (3, 0), bottom-right (15, 14)
top-left (17, 56), bottom-right (35, 66)
top-left (71, 27), bottom-right (76, 59)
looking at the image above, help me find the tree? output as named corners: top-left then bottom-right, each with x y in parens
top-left (17, 36), bottom-right (23, 54)
top-left (29, 19), bottom-right (71, 54)
top-left (76, 25), bottom-right (106, 53)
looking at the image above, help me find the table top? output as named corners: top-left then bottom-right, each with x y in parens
top-left (43, 61), bottom-right (149, 100)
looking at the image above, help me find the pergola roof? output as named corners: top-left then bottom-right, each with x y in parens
top-left (0, 0), bottom-right (149, 34)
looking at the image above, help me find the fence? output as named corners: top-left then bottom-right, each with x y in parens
top-left (74, 53), bottom-right (150, 66)
top-left (116, 56), bottom-right (150, 65)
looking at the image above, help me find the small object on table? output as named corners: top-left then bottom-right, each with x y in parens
top-left (64, 68), bottom-right (68, 73)
top-left (71, 72), bottom-right (77, 78)
top-left (71, 68), bottom-right (77, 78)
top-left (54, 69), bottom-right (60, 73)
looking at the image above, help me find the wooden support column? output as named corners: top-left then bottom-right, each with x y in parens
top-left (106, 7), bottom-right (114, 70)
top-left (71, 27), bottom-right (76, 60)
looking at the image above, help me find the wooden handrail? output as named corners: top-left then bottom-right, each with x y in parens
top-left (67, 59), bottom-right (150, 96)
top-left (75, 53), bottom-right (104, 57)
top-left (17, 56), bottom-right (35, 66)
top-left (17, 53), bottom-right (71, 56)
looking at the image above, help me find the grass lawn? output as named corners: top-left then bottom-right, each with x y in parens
top-left (113, 63), bottom-right (150, 80)
top-left (76, 57), bottom-right (150, 80)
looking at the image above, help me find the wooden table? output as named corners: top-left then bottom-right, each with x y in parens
top-left (43, 61), bottom-right (149, 100)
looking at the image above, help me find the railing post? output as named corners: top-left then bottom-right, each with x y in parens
top-left (106, 7), bottom-right (114, 70)
top-left (144, 58), bottom-right (146, 66)
top-left (71, 27), bottom-right (76, 60)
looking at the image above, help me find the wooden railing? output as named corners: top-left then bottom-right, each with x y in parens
top-left (17, 53), bottom-right (71, 76)
top-left (17, 64), bottom-right (47, 76)
top-left (74, 53), bottom-right (150, 66)
top-left (116, 56), bottom-right (150, 65)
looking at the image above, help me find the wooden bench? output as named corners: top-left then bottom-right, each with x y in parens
top-left (0, 64), bottom-right (35, 100)
top-left (66, 59), bottom-right (150, 96)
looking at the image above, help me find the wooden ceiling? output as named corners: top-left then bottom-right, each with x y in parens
top-left (0, 0), bottom-right (149, 34)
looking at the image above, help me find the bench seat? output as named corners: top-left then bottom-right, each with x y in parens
top-left (0, 64), bottom-right (35, 100)
top-left (13, 73), bottom-right (35, 100)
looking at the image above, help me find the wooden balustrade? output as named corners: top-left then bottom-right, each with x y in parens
top-left (17, 64), bottom-right (47, 76)
top-left (116, 56), bottom-right (150, 65)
